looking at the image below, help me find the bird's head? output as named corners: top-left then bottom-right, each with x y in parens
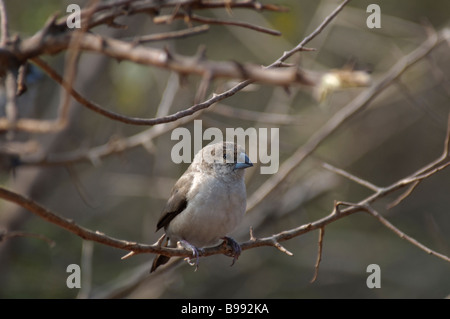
top-left (194, 142), bottom-right (253, 178)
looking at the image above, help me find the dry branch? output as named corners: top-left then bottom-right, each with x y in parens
top-left (131, 24), bottom-right (210, 43)
top-left (310, 227), bottom-right (325, 283)
top-left (154, 13), bottom-right (281, 36)
top-left (246, 28), bottom-right (450, 212)
top-left (1, 114), bottom-right (449, 264)
top-left (1, 0), bottom-right (448, 283)
top-left (0, 0), bottom-right (303, 133)
top-left (17, 31), bottom-right (311, 86)
top-left (14, 0), bottom-right (351, 162)
top-left (55, 0), bottom-right (288, 31)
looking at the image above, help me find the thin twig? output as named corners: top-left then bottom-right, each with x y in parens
top-left (57, 0), bottom-right (100, 130)
top-left (364, 205), bottom-right (450, 263)
top-left (271, 0), bottom-right (351, 67)
top-left (0, 1), bottom-right (307, 132)
top-left (16, 63), bottom-right (28, 95)
top-left (322, 162), bottom-right (380, 192)
top-left (30, 57), bottom-right (175, 127)
top-left (17, 0), bottom-right (348, 157)
top-left (64, 0), bottom-right (289, 30)
top-left (310, 227), bottom-right (325, 283)
top-left (0, 229), bottom-right (55, 247)
top-left (0, 118), bottom-right (66, 133)
top-left (131, 25), bottom-right (210, 44)
top-left (22, 49), bottom-right (312, 131)
top-left (154, 13), bottom-right (281, 36)
top-left (246, 28), bottom-right (448, 212)
top-left (2, 128), bottom-right (450, 264)
top-left (0, 0), bottom-right (9, 45)
top-left (65, 165), bottom-right (99, 209)
top-left (386, 181), bottom-right (420, 209)
top-left (4, 70), bottom-right (18, 138)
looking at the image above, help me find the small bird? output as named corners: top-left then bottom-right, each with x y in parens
top-left (150, 142), bottom-right (253, 272)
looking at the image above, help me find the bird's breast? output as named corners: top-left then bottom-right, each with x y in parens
top-left (166, 174), bottom-right (246, 247)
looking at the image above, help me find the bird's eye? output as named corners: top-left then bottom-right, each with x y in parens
top-left (223, 153), bottom-right (227, 160)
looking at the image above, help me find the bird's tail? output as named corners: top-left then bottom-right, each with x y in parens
top-left (150, 238), bottom-right (172, 273)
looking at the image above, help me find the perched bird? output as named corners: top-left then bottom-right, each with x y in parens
top-left (150, 142), bottom-right (253, 272)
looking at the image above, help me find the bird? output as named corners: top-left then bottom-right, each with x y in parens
top-left (150, 141), bottom-right (253, 272)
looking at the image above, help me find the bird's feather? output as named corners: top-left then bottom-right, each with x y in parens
top-left (156, 172), bottom-right (192, 231)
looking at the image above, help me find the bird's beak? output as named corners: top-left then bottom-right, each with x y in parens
top-left (234, 153), bottom-right (253, 170)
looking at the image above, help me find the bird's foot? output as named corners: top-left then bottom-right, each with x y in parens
top-left (179, 240), bottom-right (203, 271)
top-left (221, 236), bottom-right (241, 266)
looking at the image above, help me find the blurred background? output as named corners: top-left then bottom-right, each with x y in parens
top-left (0, 0), bottom-right (449, 298)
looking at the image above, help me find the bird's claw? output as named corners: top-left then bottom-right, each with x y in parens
top-left (180, 240), bottom-right (203, 271)
top-left (222, 236), bottom-right (241, 266)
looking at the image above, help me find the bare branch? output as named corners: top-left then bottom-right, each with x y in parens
top-left (1, 0), bottom-right (448, 287)
top-left (0, 229), bottom-right (55, 247)
top-left (131, 25), bottom-right (210, 44)
top-left (364, 205), bottom-right (450, 263)
top-left (0, 0), bottom-right (9, 45)
top-left (20, 32), bottom-right (312, 86)
top-left (0, 118), bottom-right (65, 134)
top-left (2, 122), bottom-right (450, 265)
top-left (273, 240), bottom-right (294, 256)
top-left (271, 0), bottom-right (351, 68)
top-left (247, 28), bottom-right (449, 212)
top-left (30, 57), bottom-right (181, 127)
top-left (322, 162), bottom-right (381, 192)
top-left (310, 227), bottom-right (325, 283)
top-left (154, 13), bottom-right (281, 36)
top-left (57, 0), bottom-right (100, 131)
top-left (16, 63), bottom-right (28, 95)
top-left (4, 70), bottom-right (18, 138)
top-left (55, 0), bottom-right (288, 31)
top-left (386, 180), bottom-right (420, 210)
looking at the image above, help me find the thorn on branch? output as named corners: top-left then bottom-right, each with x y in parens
top-left (249, 226), bottom-right (256, 241)
top-left (155, 234), bottom-right (166, 247)
top-left (272, 240), bottom-right (293, 256)
top-left (87, 152), bottom-right (102, 167)
top-left (121, 251), bottom-right (136, 260)
top-left (333, 200), bottom-right (358, 216)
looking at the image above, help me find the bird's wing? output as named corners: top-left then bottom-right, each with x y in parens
top-left (155, 172), bottom-right (192, 231)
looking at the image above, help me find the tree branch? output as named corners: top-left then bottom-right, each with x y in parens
top-left (154, 13), bottom-right (281, 36)
top-left (2, 117), bottom-right (449, 264)
top-left (246, 28), bottom-right (449, 212)
top-left (0, 0), bottom-right (9, 45)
